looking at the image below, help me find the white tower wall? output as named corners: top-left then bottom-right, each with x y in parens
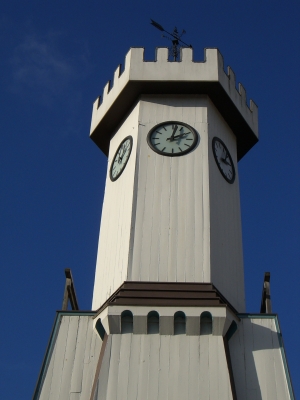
top-left (207, 99), bottom-right (245, 311)
top-left (130, 95), bottom-right (210, 284)
top-left (92, 94), bottom-right (245, 311)
top-left (92, 103), bottom-right (140, 309)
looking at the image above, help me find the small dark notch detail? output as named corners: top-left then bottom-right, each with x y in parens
top-left (260, 272), bottom-right (272, 313)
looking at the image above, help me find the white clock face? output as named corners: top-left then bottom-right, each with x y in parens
top-left (110, 136), bottom-right (133, 181)
top-left (212, 137), bottom-right (235, 183)
top-left (147, 121), bottom-right (198, 156)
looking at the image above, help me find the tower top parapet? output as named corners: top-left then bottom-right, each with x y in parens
top-left (90, 47), bottom-right (258, 160)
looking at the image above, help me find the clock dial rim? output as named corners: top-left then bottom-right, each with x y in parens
top-left (147, 121), bottom-right (198, 157)
top-left (109, 135), bottom-right (133, 182)
top-left (212, 137), bottom-right (236, 184)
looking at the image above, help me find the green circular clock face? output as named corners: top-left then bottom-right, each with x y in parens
top-left (147, 121), bottom-right (198, 157)
top-left (212, 137), bottom-right (235, 184)
top-left (110, 136), bottom-right (133, 181)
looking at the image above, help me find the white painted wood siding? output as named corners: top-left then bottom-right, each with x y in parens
top-left (38, 315), bottom-right (102, 400)
top-left (130, 95), bottom-right (210, 285)
top-left (92, 103), bottom-right (139, 309)
top-left (92, 95), bottom-right (245, 312)
top-left (229, 317), bottom-right (292, 400)
top-left (208, 99), bottom-right (245, 312)
top-left (96, 333), bottom-right (233, 400)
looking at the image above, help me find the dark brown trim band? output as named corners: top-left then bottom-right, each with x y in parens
top-left (94, 281), bottom-right (238, 318)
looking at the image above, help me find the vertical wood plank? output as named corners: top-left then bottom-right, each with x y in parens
top-left (92, 103), bottom-right (139, 309)
top-left (127, 334), bottom-right (141, 400)
top-left (106, 334), bottom-right (122, 400)
top-left (116, 334), bottom-right (132, 399)
top-left (38, 318), bottom-right (64, 399)
top-left (260, 318), bottom-right (279, 400)
top-left (251, 319), bottom-right (268, 399)
top-left (188, 336), bottom-right (200, 399)
top-left (59, 316), bottom-right (80, 399)
top-left (157, 335), bottom-right (169, 400)
top-left (243, 319), bottom-right (261, 400)
top-left (177, 336), bottom-right (189, 398)
top-left (199, 334), bottom-right (209, 398)
top-left (168, 335), bottom-right (180, 400)
top-left (208, 335), bottom-right (219, 399)
top-left (70, 316), bottom-right (89, 394)
top-left (48, 316), bottom-right (70, 399)
top-left (270, 320), bottom-right (290, 399)
top-left (147, 334), bottom-right (160, 399)
top-left (136, 335), bottom-right (151, 399)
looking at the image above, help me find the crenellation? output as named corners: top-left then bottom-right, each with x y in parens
top-left (227, 66), bottom-right (236, 89)
top-left (91, 96), bottom-right (101, 114)
top-left (180, 47), bottom-right (193, 62)
top-left (113, 64), bottom-right (122, 81)
top-left (128, 46), bottom-right (144, 66)
top-left (155, 47), bottom-right (168, 62)
top-left (94, 47), bottom-right (255, 115)
top-left (90, 46), bottom-right (259, 158)
top-left (238, 82), bottom-right (247, 102)
top-left (250, 99), bottom-right (258, 115)
top-left (103, 80), bottom-right (111, 99)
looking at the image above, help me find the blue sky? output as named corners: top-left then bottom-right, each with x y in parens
top-left (0, 1), bottom-right (299, 398)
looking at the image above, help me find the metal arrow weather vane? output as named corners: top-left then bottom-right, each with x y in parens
top-left (150, 19), bottom-right (193, 61)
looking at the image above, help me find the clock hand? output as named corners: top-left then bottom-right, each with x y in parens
top-left (169, 125), bottom-right (178, 142)
top-left (221, 157), bottom-right (231, 166)
top-left (167, 132), bottom-right (188, 141)
top-left (118, 144), bottom-right (127, 162)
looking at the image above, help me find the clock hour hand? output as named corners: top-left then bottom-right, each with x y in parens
top-left (221, 157), bottom-right (231, 166)
top-left (169, 125), bottom-right (178, 142)
top-left (118, 146), bottom-right (125, 163)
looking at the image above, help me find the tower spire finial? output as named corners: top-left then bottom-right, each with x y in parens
top-left (150, 19), bottom-right (192, 61)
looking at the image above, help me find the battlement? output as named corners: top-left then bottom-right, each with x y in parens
top-left (90, 47), bottom-right (258, 160)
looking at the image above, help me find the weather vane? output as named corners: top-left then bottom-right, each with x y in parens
top-left (150, 19), bottom-right (192, 61)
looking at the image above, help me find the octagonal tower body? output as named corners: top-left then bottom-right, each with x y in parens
top-left (91, 47), bottom-right (258, 313)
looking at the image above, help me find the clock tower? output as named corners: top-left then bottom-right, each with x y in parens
top-left (33, 47), bottom-right (294, 400)
top-left (90, 47), bottom-right (256, 313)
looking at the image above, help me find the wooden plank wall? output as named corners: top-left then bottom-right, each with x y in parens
top-left (96, 333), bottom-right (233, 400)
top-left (38, 315), bottom-right (102, 400)
top-left (130, 95), bottom-right (210, 285)
top-left (207, 99), bottom-right (245, 312)
top-left (229, 317), bottom-right (292, 400)
top-left (92, 103), bottom-right (140, 309)
top-left (92, 94), bottom-right (245, 313)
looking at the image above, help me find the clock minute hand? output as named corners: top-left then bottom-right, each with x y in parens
top-left (172, 132), bottom-right (188, 140)
top-left (167, 128), bottom-right (187, 142)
